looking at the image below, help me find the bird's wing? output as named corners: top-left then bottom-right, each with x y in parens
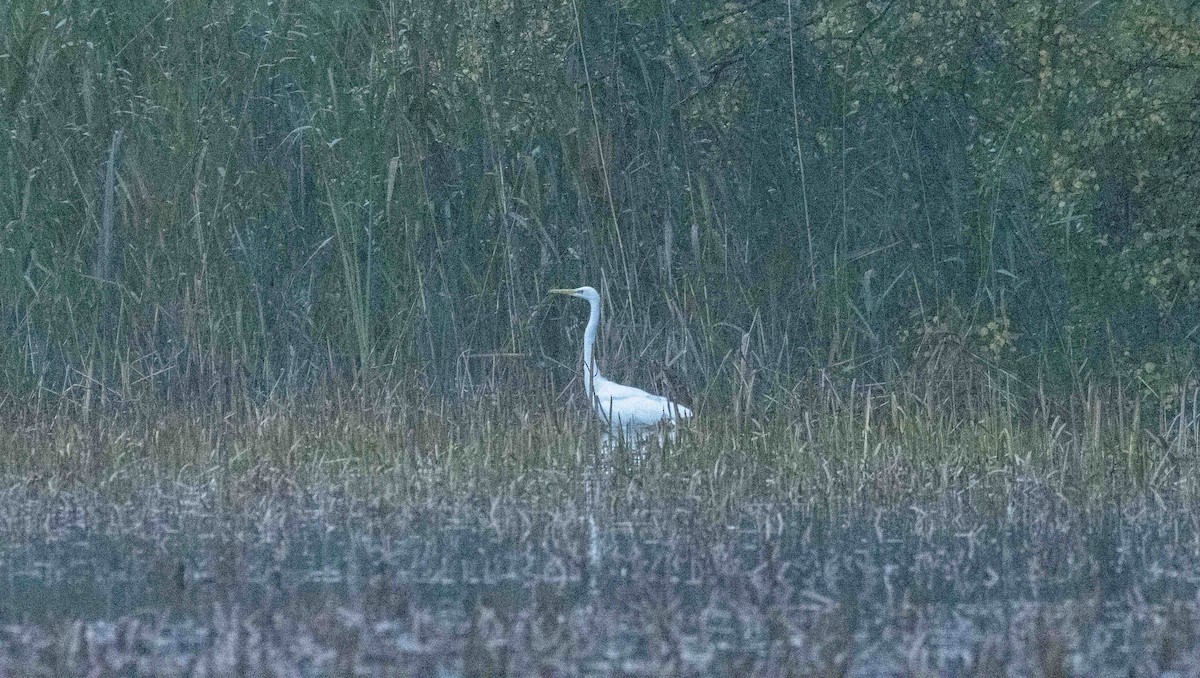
top-left (593, 378), bottom-right (658, 401)
top-left (593, 378), bottom-right (692, 425)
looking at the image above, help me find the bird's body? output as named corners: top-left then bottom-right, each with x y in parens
top-left (591, 374), bottom-right (693, 428)
top-left (549, 286), bottom-right (693, 431)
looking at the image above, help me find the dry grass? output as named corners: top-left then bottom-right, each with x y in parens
top-left (0, 379), bottom-right (1197, 675)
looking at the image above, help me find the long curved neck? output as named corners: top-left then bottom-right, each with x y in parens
top-left (582, 295), bottom-right (602, 400)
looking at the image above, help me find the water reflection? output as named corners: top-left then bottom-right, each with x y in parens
top-left (0, 474), bottom-right (1197, 674)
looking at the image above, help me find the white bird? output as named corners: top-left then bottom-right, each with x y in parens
top-left (549, 286), bottom-right (693, 432)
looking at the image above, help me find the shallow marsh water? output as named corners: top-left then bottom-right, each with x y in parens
top-left (1, 447), bottom-right (1198, 677)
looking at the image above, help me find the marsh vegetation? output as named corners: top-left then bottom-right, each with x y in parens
top-left (2, 0), bottom-right (1199, 674)
top-left (2, 381), bottom-right (1200, 675)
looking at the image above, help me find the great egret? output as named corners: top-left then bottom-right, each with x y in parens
top-left (549, 286), bottom-right (693, 432)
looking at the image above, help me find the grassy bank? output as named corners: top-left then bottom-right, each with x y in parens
top-left (4, 376), bottom-right (1197, 509)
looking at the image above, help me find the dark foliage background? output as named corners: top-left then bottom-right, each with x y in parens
top-left (1, 0), bottom-right (1197, 414)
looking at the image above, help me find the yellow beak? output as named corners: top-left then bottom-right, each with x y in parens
top-left (548, 288), bottom-right (577, 295)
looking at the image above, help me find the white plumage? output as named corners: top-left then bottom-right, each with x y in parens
top-left (549, 286), bottom-right (693, 431)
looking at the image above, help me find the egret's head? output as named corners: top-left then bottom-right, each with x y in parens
top-left (548, 286), bottom-right (600, 304)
